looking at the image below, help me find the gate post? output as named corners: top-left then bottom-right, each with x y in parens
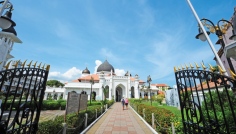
top-left (152, 113), bottom-right (155, 128)
top-left (84, 113), bottom-right (88, 128)
top-left (143, 109), bottom-right (145, 120)
top-left (62, 123), bottom-right (67, 134)
top-left (95, 109), bottom-right (97, 118)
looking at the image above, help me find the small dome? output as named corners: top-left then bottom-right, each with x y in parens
top-left (82, 67), bottom-right (90, 74)
top-left (2, 26), bottom-right (17, 36)
top-left (97, 60), bottom-right (115, 73)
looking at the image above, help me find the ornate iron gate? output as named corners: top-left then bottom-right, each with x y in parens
top-left (175, 65), bottom-right (236, 133)
top-left (0, 61), bottom-right (50, 134)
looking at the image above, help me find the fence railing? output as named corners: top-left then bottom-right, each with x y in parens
top-left (175, 66), bottom-right (236, 133)
top-left (0, 60), bottom-right (50, 134)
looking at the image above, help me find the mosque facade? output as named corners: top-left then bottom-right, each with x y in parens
top-left (45, 60), bottom-right (169, 101)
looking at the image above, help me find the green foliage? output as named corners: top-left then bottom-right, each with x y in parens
top-left (46, 80), bottom-right (65, 87)
top-left (37, 101), bottom-right (114, 134)
top-left (42, 100), bottom-right (66, 110)
top-left (129, 99), bottom-right (182, 134)
top-left (201, 89), bottom-right (236, 133)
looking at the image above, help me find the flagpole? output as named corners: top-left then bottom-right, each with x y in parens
top-left (186, 0), bottom-right (228, 76)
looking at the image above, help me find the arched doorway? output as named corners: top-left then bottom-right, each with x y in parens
top-left (131, 86), bottom-right (135, 98)
top-left (116, 86), bottom-right (123, 102)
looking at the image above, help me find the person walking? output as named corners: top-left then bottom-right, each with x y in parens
top-left (121, 97), bottom-right (125, 110)
top-left (125, 98), bottom-right (129, 109)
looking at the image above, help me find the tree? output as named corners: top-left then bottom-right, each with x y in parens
top-left (102, 86), bottom-right (109, 105)
top-left (46, 80), bottom-right (65, 87)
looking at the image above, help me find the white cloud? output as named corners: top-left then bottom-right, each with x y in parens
top-left (48, 67), bottom-right (82, 83)
top-left (94, 60), bottom-right (102, 73)
top-left (115, 69), bottom-right (126, 76)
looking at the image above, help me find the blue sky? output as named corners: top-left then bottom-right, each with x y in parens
top-left (9, 0), bottom-right (236, 86)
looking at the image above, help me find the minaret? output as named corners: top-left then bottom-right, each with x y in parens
top-left (134, 74), bottom-right (140, 98)
top-left (0, 25), bottom-right (22, 70)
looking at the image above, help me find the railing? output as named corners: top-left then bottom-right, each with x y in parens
top-left (175, 67), bottom-right (236, 133)
top-left (0, 61), bottom-right (50, 134)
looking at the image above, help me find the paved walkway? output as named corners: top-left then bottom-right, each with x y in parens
top-left (85, 102), bottom-right (155, 134)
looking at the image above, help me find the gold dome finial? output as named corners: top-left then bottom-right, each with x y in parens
top-left (181, 65), bottom-right (185, 70)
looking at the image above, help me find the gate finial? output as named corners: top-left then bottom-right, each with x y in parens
top-left (201, 62), bottom-right (207, 70)
top-left (189, 63), bottom-right (194, 69)
top-left (230, 69), bottom-right (236, 79)
top-left (22, 60), bottom-right (27, 68)
top-left (181, 65), bottom-right (185, 70)
top-left (195, 62), bottom-right (201, 69)
top-left (4, 60), bottom-right (12, 69)
top-left (218, 65), bottom-right (226, 75)
top-left (174, 67), bottom-right (177, 72)
top-left (178, 66), bottom-right (181, 71)
top-left (46, 65), bottom-right (50, 71)
top-left (42, 64), bottom-right (45, 69)
top-left (0, 61), bottom-right (2, 65)
top-left (209, 64), bottom-right (215, 72)
top-left (12, 60), bottom-right (20, 68)
top-left (37, 62), bottom-right (42, 69)
top-left (27, 60), bottom-right (33, 67)
top-left (185, 64), bottom-right (189, 70)
top-left (33, 61), bottom-right (38, 68)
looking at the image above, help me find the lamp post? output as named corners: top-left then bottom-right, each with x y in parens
top-left (0, 0), bottom-right (15, 29)
top-left (89, 76), bottom-right (94, 105)
top-left (147, 75), bottom-right (152, 106)
top-left (195, 18), bottom-right (236, 74)
top-left (186, 0), bottom-right (228, 76)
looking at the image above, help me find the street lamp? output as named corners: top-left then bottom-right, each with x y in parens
top-left (89, 76), bottom-right (94, 105)
top-left (147, 75), bottom-right (152, 106)
top-left (186, 0), bottom-right (228, 76)
top-left (0, 0), bottom-right (16, 29)
top-left (195, 18), bottom-right (236, 74)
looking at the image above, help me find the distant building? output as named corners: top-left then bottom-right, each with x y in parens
top-left (45, 60), bottom-right (169, 101)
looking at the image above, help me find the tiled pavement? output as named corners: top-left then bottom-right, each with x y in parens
top-left (85, 102), bottom-right (155, 134)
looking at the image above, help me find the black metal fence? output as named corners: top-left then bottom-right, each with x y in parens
top-left (175, 67), bottom-right (236, 133)
top-left (0, 61), bottom-right (50, 134)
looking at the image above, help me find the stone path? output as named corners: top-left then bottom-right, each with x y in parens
top-left (85, 102), bottom-right (155, 134)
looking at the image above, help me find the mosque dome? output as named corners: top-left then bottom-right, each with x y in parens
top-left (97, 60), bottom-right (115, 73)
top-left (82, 67), bottom-right (90, 74)
top-left (2, 26), bottom-right (17, 36)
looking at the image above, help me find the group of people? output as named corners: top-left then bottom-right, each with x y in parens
top-left (121, 97), bottom-right (129, 110)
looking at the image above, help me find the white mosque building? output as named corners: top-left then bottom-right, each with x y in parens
top-left (45, 60), bottom-right (169, 101)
